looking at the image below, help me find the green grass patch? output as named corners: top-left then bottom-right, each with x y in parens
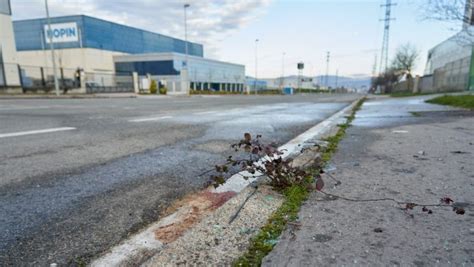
top-left (233, 185), bottom-right (309, 267)
top-left (233, 97), bottom-right (366, 266)
top-left (426, 94), bottom-right (474, 109)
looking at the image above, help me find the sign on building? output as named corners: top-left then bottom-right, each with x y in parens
top-left (44, 22), bottom-right (79, 43)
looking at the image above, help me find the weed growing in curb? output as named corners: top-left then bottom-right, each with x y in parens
top-left (233, 185), bottom-right (309, 266)
top-left (232, 98), bottom-right (365, 266)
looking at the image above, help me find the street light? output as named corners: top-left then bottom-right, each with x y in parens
top-left (254, 39), bottom-right (259, 95)
top-left (44, 0), bottom-right (60, 96)
top-left (184, 3), bottom-right (190, 67)
top-left (184, 3), bottom-right (190, 94)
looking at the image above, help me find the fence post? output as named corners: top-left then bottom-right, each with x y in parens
top-left (132, 72), bottom-right (139, 94)
top-left (40, 67), bottom-right (46, 88)
top-left (17, 64), bottom-right (24, 93)
top-left (413, 75), bottom-right (420, 94)
top-left (80, 70), bottom-right (86, 93)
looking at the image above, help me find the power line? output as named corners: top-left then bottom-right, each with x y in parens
top-left (379, 0), bottom-right (396, 74)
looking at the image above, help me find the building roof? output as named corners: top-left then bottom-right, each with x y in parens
top-left (13, 15), bottom-right (203, 57)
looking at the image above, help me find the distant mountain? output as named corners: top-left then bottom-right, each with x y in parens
top-left (314, 75), bottom-right (371, 89)
top-left (258, 75), bottom-right (371, 90)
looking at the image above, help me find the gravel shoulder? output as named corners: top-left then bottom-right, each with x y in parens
top-left (263, 96), bottom-right (474, 266)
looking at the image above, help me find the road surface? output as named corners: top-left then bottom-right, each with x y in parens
top-left (0, 94), bottom-right (359, 265)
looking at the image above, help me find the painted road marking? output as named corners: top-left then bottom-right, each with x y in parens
top-left (194, 111), bottom-right (217, 115)
top-left (0, 127), bottom-right (76, 138)
top-left (0, 106), bottom-right (51, 111)
top-left (129, 116), bottom-right (173, 122)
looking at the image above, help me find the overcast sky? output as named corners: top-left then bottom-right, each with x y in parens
top-left (12, 0), bottom-right (459, 78)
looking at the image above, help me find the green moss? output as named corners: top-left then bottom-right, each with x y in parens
top-left (426, 94), bottom-right (474, 109)
top-left (233, 185), bottom-right (309, 267)
top-left (233, 97), bottom-right (366, 266)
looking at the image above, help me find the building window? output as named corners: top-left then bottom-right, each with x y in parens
top-left (115, 60), bottom-right (180, 76)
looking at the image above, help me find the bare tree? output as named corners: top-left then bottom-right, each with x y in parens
top-left (424, 0), bottom-right (474, 44)
top-left (424, 0), bottom-right (470, 25)
top-left (391, 43), bottom-right (419, 91)
top-left (391, 43), bottom-right (419, 75)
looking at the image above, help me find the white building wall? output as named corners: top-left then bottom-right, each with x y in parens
top-left (425, 29), bottom-right (474, 75)
top-left (17, 48), bottom-right (126, 73)
top-left (0, 11), bottom-right (21, 86)
top-left (114, 53), bottom-right (246, 85)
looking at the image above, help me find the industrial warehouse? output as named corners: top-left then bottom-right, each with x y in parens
top-left (0, 8), bottom-right (245, 94)
top-left (421, 0), bottom-right (474, 92)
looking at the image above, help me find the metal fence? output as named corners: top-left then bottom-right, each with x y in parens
top-left (18, 64), bottom-right (81, 92)
top-left (84, 72), bottom-right (134, 93)
top-left (0, 63), bottom-right (135, 94)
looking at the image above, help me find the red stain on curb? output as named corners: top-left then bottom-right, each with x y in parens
top-left (155, 190), bottom-right (237, 244)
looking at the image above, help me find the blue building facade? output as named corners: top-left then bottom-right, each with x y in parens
top-left (13, 15), bottom-right (203, 57)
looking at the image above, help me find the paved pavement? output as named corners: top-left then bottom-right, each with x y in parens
top-left (0, 94), bottom-right (359, 265)
top-left (263, 95), bottom-right (474, 266)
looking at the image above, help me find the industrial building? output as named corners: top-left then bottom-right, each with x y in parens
top-left (1, 5), bottom-right (245, 94)
top-left (422, 0), bottom-right (474, 92)
top-left (115, 53), bottom-right (245, 93)
top-left (0, 0), bottom-right (21, 90)
top-left (12, 15), bottom-right (203, 73)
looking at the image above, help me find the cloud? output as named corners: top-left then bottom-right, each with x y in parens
top-left (11, 0), bottom-right (271, 58)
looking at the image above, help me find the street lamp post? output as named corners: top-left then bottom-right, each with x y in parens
top-left (184, 3), bottom-right (190, 94)
top-left (44, 0), bottom-right (60, 96)
top-left (184, 4), bottom-right (190, 67)
top-left (254, 39), bottom-right (259, 95)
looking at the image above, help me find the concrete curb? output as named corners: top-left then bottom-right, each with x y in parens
top-left (90, 97), bottom-right (363, 267)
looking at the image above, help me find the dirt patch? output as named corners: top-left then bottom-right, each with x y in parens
top-left (154, 190), bottom-right (236, 243)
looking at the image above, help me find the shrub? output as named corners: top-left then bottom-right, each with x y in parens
top-left (149, 80), bottom-right (158, 94)
top-left (159, 86), bottom-right (167, 95)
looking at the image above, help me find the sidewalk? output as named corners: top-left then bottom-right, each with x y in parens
top-left (263, 95), bottom-right (474, 266)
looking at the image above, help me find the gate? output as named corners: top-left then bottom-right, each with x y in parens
top-left (84, 72), bottom-right (134, 93)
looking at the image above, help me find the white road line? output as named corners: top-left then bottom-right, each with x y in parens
top-left (0, 106), bottom-right (51, 111)
top-left (0, 127), bottom-right (76, 138)
top-left (129, 116), bottom-right (173, 122)
top-left (194, 111), bottom-right (217, 115)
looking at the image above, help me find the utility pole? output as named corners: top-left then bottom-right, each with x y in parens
top-left (325, 51), bottom-right (330, 89)
top-left (281, 52), bottom-right (285, 89)
top-left (372, 53), bottom-right (378, 77)
top-left (44, 0), bottom-right (59, 96)
top-left (254, 39), bottom-right (259, 95)
top-left (379, 0), bottom-right (396, 74)
top-left (335, 69), bottom-right (339, 89)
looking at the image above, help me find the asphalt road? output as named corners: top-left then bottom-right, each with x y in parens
top-left (0, 94), bottom-right (359, 265)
